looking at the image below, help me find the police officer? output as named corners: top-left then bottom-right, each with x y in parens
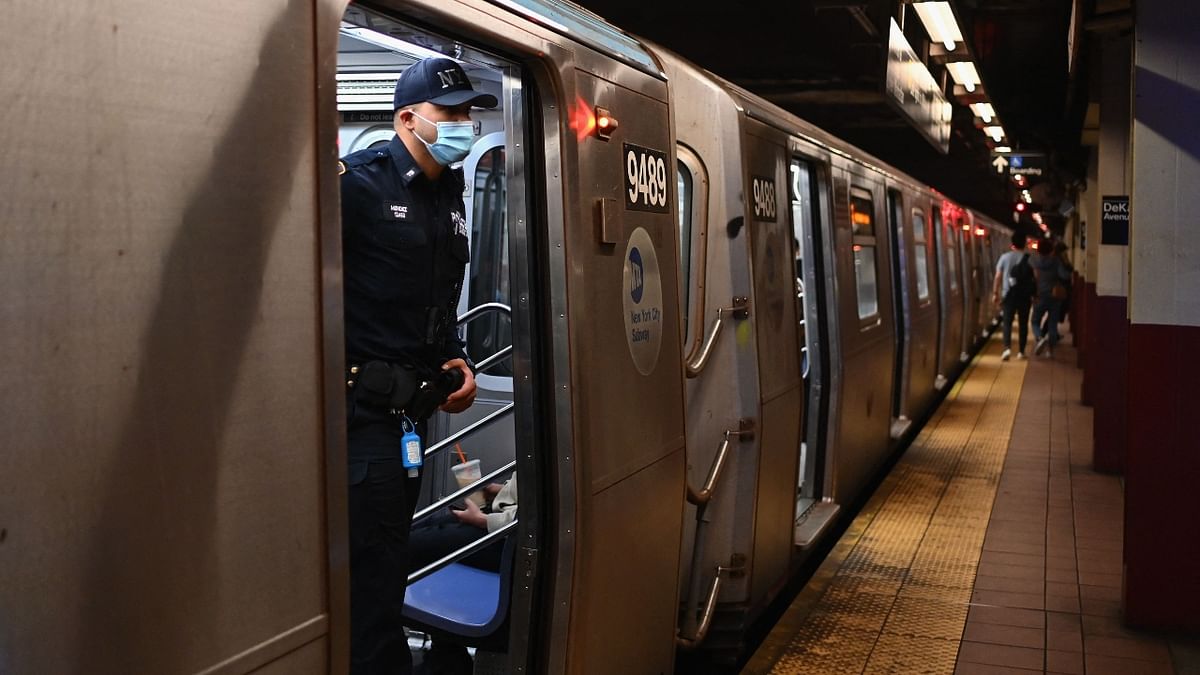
top-left (340, 57), bottom-right (495, 674)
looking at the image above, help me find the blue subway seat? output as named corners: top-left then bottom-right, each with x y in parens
top-left (405, 563), bottom-right (502, 637)
top-left (403, 535), bottom-right (515, 641)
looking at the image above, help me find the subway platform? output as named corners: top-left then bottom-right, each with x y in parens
top-left (743, 331), bottom-right (1200, 675)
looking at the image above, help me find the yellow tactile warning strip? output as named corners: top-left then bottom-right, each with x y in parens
top-left (743, 338), bottom-right (1026, 675)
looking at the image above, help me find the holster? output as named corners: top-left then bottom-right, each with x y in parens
top-left (347, 361), bottom-right (419, 413)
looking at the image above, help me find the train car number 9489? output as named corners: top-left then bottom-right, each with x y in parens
top-left (624, 143), bottom-right (670, 213)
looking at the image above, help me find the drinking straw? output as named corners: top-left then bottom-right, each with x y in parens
top-left (455, 443), bottom-right (468, 464)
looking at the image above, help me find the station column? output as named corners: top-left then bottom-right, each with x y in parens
top-left (1124, 0), bottom-right (1200, 632)
top-left (1084, 29), bottom-right (1132, 473)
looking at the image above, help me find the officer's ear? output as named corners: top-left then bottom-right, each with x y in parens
top-left (394, 107), bottom-right (416, 133)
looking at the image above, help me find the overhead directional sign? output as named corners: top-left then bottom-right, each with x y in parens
top-left (990, 152), bottom-right (1047, 179)
top-left (1007, 153), bottom-right (1046, 177)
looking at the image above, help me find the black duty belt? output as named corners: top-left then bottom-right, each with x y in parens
top-left (346, 361), bottom-right (420, 415)
top-left (346, 360), bottom-right (465, 421)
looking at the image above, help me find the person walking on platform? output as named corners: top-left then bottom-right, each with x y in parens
top-left (992, 232), bottom-right (1036, 361)
top-left (340, 57), bottom-right (495, 675)
top-left (1031, 237), bottom-right (1069, 357)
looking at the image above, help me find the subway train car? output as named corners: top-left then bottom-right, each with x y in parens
top-left (0, 0), bottom-right (1005, 673)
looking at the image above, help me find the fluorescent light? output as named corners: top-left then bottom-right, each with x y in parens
top-left (339, 23), bottom-right (464, 63)
top-left (946, 61), bottom-right (981, 92)
top-left (995, 146), bottom-right (1012, 153)
top-left (1022, 190), bottom-right (1033, 203)
top-left (913, 2), bottom-right (964, 53)
top-left (971, 102), bottom-right (996, 123)
top-left (984, 125), bottom-right (1005, 142)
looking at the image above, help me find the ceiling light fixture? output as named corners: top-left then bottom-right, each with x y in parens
top-left (971, 102), bottom-right (996, 123)
top-left (984, 125), bottom-right (1005, 142)
top-left (946, 61), bottom-right (981, 92)
top-left (913, 1), bottom-right (964, 52)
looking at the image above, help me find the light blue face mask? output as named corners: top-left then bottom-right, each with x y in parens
top-left (410, 112), bottom-right (475, 166)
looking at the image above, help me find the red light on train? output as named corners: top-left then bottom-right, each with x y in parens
top-left (1015, 202), bottom-right (1027, 212)
top-left (595, 107), bottom-right (618, 140)
top-left (568, 95), bottom-right (596, 142)
top-left (853, 245), bottom-right (862, 252)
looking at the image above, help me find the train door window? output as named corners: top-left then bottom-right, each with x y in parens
top-left (790, 159), bottom-right (818, 378)
top-left (912, 210), bottom-right (930, 302)
top-left (676, 145), bottom-right (707, 345)
top-left (466, 138), bottom-right (513, 380)
top-left (849, 187), bottom-right (879, 322)
top-left (944, 216), bottom-right (959, 292)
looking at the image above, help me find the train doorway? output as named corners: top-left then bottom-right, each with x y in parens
top-left (335, 7), bottom-right (544, 672)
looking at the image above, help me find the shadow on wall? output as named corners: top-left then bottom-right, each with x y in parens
top-left (1135, 66), bottom-right (1200, 164)
top-left (73, 1), bottom-right (313, 672)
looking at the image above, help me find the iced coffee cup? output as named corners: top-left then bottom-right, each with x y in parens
top-left (451, 459), bottom-right (486, 507)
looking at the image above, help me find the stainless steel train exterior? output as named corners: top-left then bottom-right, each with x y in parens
top-left (0, 0), bottom-right (1006, 673)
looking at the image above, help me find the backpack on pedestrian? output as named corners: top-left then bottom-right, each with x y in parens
top-left (1006, 253), bottom-right (1036, 304)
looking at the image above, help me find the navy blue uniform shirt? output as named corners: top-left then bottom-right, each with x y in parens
top-left (341, 136), bottom-right (471, 372)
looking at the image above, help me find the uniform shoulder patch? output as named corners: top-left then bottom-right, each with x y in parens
top-left (337, 160), bottom-right (347, 176)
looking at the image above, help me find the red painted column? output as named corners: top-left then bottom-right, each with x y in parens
top-left (1125, 325), bottom-right (1200, 630)
top-left (1078, 281), bottom-right (1094, 405)
top-left (1090, 296), bottom-right (1126, 473)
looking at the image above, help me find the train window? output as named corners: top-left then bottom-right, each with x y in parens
top-left (945, 220), bottom-right (959, 292)
top-left (676, 145), bottom-right (708, 347)
top-left (850, 187), bottom-right (879, 321)
top-left (913, 210), bottom-right (930, 302)
top-left (849, 193), bottom-right (875, 236)
top-left (677, 158), bottom-right (693, 335)
top-left (467, 142), bottom-right (512, 377)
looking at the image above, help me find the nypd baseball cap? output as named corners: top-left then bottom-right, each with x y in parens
top-left (393, 57), bottom-right (498, 110)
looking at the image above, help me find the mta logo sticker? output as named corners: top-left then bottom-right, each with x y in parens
top-left (628, 247), bottom-right (644, 303)
top-left (621, 227), bottom-right (663, 376)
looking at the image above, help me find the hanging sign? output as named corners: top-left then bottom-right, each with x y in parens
top-left (884, 19), bottom-right (951, 154)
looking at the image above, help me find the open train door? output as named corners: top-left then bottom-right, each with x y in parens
top-left (543, 62), bottom-right (689, 673)
top-left (737, 115), bottom-right (805, 608)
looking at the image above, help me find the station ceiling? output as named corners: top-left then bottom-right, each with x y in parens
top-left (574, 0), bottom-right (1098, 225)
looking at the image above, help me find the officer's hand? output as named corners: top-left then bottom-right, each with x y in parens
top-left (439, 359), bottom-right (477, 413)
